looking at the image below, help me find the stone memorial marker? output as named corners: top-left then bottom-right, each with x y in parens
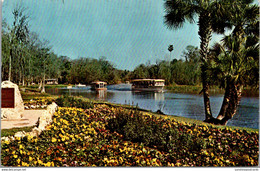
top-left (1, 81), bottom-right (24, 120)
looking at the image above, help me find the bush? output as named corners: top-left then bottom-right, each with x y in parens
top-left (55, 95), bottom-right (94, 109)
top-left (106, 109), bottom-right (206, 153)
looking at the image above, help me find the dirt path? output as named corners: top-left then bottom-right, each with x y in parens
top-left (1, 110), bottom-right (45, 129)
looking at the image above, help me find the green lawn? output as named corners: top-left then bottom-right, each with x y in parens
top-left (1, 126), bottom-right (35, 137)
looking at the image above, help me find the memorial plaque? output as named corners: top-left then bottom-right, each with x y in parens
top-left (1, 88), bottom-right (15, 108)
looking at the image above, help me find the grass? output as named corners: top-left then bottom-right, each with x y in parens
top-left (21, 84), bottom-right (67, 89)
top-left (166, 84), bottom-right (258, 96)
top-left (150, 112), bottom-right (258, 133)
top-left (1, 126), bottom-right (35, 137)
top-left (166, 84), bottom-right (224, 94)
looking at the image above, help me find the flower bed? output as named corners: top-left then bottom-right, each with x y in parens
top-left (24, 97), bottom-right (55, 110)
top-left (1, 104), bottom-right (258, 166)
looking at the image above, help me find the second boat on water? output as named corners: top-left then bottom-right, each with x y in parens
top-left (131, 79), bottom-right (165, 92)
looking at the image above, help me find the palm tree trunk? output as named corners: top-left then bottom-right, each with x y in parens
top-left (201, 65), bottom-right (212, 121)
top-left (198, 12), bottom-right (213, 121)
top-left (217, 82), bottom-right (231, 120)
top-left (205, 82), bottom-right (243, 125)
top-left (220, 83), bottom-right (243, 125)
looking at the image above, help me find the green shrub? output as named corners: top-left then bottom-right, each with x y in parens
top-left (55, 95), bottom-right (94, 109)
top-left (1, 126), bottom-right (35, 137)
top-left (106, 109), bottom-right (206, 154)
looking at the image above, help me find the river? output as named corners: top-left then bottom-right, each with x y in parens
top-left (46, 84), bottom-right (259, 129)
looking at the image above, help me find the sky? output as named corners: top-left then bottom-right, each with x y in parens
top-left (2, 0), bottom-right (235, 71)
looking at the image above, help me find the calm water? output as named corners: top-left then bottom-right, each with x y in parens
top-left (46, 84), bottom-right (259, 129)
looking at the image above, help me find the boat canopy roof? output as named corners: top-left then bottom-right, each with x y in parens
top-left (91, 81), bottom-right (107, 84)
top-left (131, 79), bottom-right (165, 82)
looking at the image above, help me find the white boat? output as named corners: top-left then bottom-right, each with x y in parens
top-left (131, 79), bottom-right (165, 92)
top-left (90, 81), bottom-right (107, 91)
top-left (67, 85), bottom-right (73, 89)
top-left (75, 83), bottom-right (86, 88)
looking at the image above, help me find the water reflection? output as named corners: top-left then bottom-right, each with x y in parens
top-left (131, 91), bottom-right (164, 101)
top-left (48, 88), bottom-right (112, 101)
top-left (95, 90), bottom-right (107, 100)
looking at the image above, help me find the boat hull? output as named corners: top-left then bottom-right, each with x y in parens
top-left (132, 86), bottom-right (164, 92)
top-left (91, 88), bottom-right (107, 91)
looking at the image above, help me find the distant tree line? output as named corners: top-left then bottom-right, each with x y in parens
top-left (52, 48), bottom-right (201, 86)
top-left (130, 45), bottom-right (201, 85)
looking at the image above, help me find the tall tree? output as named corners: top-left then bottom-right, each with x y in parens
top-left (8, 5), bottom-right (30, 83)
top-left (168, 44), bottom-right (174, 59)
top-left (182, 45), bottom-right (200, 63)
top-left (164, 0), bottom-right (245, 121)
top-left (207, 3), bottom-right (259, 125)
top-left (208, 32), bottom-right (258, 125)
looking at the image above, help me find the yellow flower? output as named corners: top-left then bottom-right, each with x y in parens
top-left (168, 162), bottom-right (174, 166)
top-left (17, 158), bottom-right (21, 164)
top-left (4, 140), bottom-right (10, 145)
top-left (44, 162), bottom-right (52, 167)
top-left (29, 157), bottom-right (33, 162)
top-left (151, 158), bottom-right (157, 163)
top-left (37, 159), bottom-right (43, 165)
top-left (175, 162), bottom-right (181, 166)
top-left (62, 137), bottom-right (66, 142)
top-left (187, 129), bottom-right (193, 134)
top-left (22, 162), bottom-right (29, 167)
top-left (14, 155), bottom-right (18, 158)
top-left (52, 137), bottom-right (57, 143)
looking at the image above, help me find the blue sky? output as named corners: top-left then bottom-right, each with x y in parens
top-left (3, 0), bottom-right (232, 70)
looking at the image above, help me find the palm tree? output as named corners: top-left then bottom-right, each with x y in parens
top-left (164, 0), bottom-right (232, 121)
top-left (209, 30), bottom-right (258, 125)
top-left (208, 3), bottom-right (259, 125)
top-left (168, 45), bottom-right (174, 59)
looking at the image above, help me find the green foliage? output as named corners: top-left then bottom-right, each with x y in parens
top-left (106, 109), bottom-right (206, 153)
top-left (68, 57), bottom-right (121, 85)
top-left (130, 54), bottom-right (201, 86)
top-left (209, 29), bottom-right (259, 88)
top-left (1, 126), bottom-right (35, 137)
top-left (55, 95), bottom-right (94, 109)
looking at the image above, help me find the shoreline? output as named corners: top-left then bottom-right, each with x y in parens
top-left (21, 84), bottom-right (259, 96)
